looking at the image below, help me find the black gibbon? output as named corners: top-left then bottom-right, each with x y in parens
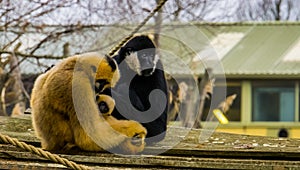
top-left (104, 35), bottom-right (168, 144)
top-left (31, 53), bottom-right (147, 154)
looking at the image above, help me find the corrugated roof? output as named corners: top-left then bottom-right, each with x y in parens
top-left (221, 25), bottom-right (300, 78)
top-left (163, 24), bottom-right (300, 78)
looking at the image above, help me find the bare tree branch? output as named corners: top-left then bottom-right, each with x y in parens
top-left (0, 51), bottom-right (64, 60)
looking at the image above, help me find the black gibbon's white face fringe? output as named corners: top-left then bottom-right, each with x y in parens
top-left (125, 51), bottom-right (141, 75)
top-left (152, 53), bottom-right (159, 75)
top-left (124, 51), bottom-right (159, 76)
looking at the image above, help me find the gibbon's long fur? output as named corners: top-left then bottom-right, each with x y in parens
top-left (31, 52), bottom-right (146, 154)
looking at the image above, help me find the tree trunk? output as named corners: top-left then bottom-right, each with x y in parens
top-left (9, 54), bottom-right (25, 116)
top-left (193, 68), bottom-right (214, 128)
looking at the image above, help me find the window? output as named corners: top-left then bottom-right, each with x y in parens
top-left (252, 82), bottom-right (295, 122)
top-left (201, 80), bottom-right (241, 122)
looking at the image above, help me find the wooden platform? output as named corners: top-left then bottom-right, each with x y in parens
top-left (1, 115), bottom-right (300, 169)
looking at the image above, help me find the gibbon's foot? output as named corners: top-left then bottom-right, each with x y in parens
top-left (106, 116), bottom-right (147, 154)
top-left (62, 143), bottom-right (80, 151)
top-left (131, 134), bottom-right (144, 147)
top-left (60, 143), bottom-right (84, 154)
top-left (117, 132), bottom-right (146, 155)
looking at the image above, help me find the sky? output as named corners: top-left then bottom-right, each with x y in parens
top-left (2, 0), bottom-right (300, 26)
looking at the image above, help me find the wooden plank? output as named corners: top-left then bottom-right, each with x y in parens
top-left (1, 116), bottom-right (300, 169)
top-left (1, 146), bottom-right (300, 170)
top-left (1, 143), bottom-right (300, 170)
top-left (0, 159), bottom-right (68, 170)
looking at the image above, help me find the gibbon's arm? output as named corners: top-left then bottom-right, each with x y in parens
top-left (111, 82), bottom-right (167, 125)
top-left (115, 83), bottom-right (145, 111)
top-left (103, 86), bottom-right (145, 121)
top-left (72, 68), bottom-right (127, 150)
top-left (114, 90), bottom-right (144, 120)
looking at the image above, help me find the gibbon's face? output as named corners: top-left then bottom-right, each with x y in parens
top-left (95, 94), bottom-right (115, 116)
top-left (123, 35), bottom-right (158, 76)
top-left (126, 48), bottom-right (158, 76)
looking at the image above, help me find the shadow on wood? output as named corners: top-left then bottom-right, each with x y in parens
top-left (1, 115), bottom-right (300, 169)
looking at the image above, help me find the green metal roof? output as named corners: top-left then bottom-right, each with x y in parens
top-left (222, 25), bottom-right (300, 78)
top-left (159, 24), bottom-right (300, 78)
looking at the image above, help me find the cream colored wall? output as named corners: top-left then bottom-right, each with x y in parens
top-left (290, 129), bottom-right (300, 138)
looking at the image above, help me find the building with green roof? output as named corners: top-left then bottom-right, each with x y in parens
top-left (161, 23), bottom-right (300, 138)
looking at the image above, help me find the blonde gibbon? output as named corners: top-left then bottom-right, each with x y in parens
top-left (30, 53), bottom-right (146, 154)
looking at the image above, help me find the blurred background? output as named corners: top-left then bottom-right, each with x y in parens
top-left (1, 0), bottom-right (300, 138)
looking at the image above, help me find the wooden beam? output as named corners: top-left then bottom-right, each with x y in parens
top-left (1, 116), bottom-right (300, 169)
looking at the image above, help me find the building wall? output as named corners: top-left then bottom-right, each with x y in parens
top-left (207, 79), bottom-right (300, 138)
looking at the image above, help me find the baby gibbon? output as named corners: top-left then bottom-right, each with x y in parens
top-left (31, 53), bottom-right (146, 154)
